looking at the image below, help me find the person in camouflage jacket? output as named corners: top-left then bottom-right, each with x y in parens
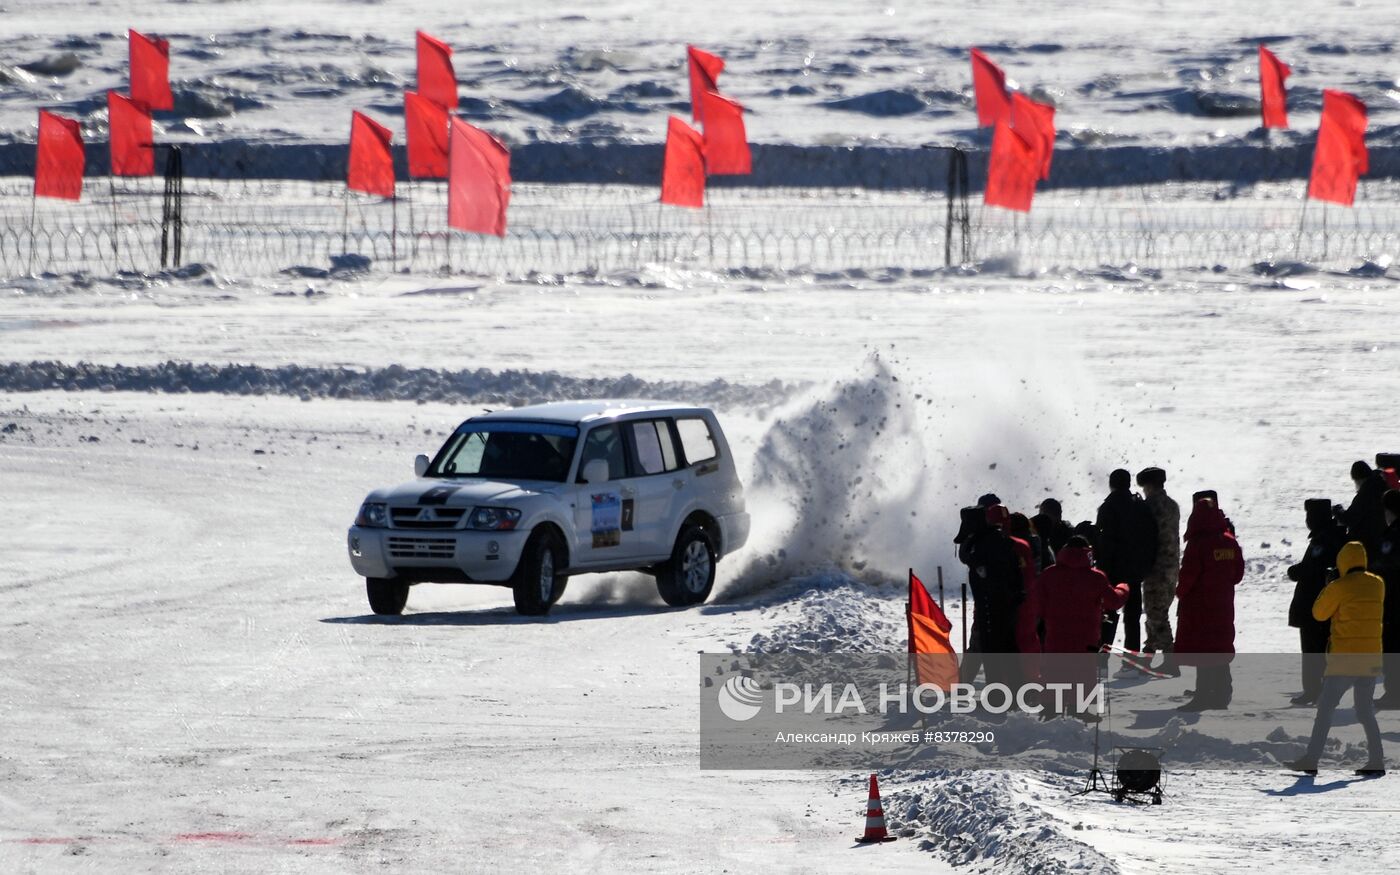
top-left (1138, 467), bottom-right (1181, 659)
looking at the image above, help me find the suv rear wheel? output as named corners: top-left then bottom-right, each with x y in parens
top-left (512, 528), bottom-right (568, 616)
top-left (656, 525), bottom-right (716, 607)
top-left (366, 577), bottom-right (409, 615)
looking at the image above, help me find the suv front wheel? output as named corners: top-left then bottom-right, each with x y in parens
top-left (511, 528), bottom-right (568, 616)
top-left (656, 525), bottom-right (716, 607)
top-left (366, 577), bottom-right (409, 615)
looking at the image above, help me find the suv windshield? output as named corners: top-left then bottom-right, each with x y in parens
top-left (428, 421), bottom-right (579, 482)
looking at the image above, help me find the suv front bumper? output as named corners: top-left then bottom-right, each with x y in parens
top-left (347, 526), bottom-right (528, 584)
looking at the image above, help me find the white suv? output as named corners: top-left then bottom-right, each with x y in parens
top-left (347, 400), bottom-right (751, 616)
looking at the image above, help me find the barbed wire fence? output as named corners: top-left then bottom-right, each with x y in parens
top-left (0, 145), bottom-right (1396, 279)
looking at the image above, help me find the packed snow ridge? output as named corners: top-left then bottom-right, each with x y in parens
top-left (0, 360), bottom-right (798, 409)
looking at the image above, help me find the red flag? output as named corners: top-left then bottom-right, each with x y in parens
top-left (1011, 92), bottom-right (1055, 180)
top-left (970, 47), bottom-right (1010, 127)
top-left (34, 110), bottom-right (84, 201)
top-left (1308, 90), bottom-right (1368, 207)
top-left (699, 90), bottom-right (751, 176)
top-left (985, 120), bottom-right (1038, 212)
top-left (908, 570), bottom-right (958, 690)
top-left (1259, 45), bottom-right (1291, 129)
top-left (687, 45), bottom-right (725, 123)
top-left (661, 116), bottom-right (705, 208)
top-left (448, 118), bottom-right (511, 237)
top-left (417, 31), bottom-right (458, 110)
top-left (908, 570), bottom-right (952, 637)
top-left (347, 111), bottom-right (395, 198)
top-left (108, 91), bottom-right (154, 177)
top-left (129, 30), bottom-right (173, 112)
top-left (404, 91), bottom-right (449, 179)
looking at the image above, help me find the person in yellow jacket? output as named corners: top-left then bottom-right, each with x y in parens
top-left (1290, 541), bottom-right (1386, 776)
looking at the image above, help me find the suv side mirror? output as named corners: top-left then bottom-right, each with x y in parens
top-left (580, 459), bottom-right (610, 484)
top-left (414, 454), bottom-right (430, 477)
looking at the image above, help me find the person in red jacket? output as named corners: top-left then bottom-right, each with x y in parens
top-left (1033, 536), bottom-right (1130, 710)
top-left (1174, 499), bottom-right (1246, 711)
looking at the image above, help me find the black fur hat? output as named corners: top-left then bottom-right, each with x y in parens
top-left (1304, 498), bottom-right (1334, 529)
top-left (1136, 467), bottom-right (1167, 488)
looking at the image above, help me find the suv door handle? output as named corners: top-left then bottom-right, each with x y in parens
top-left (621, 487), bottom-right (636, 498)
top-left (672, 479), bottom-right (685, 490)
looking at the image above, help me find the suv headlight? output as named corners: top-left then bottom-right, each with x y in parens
top-left (355, 502), bottom-right (389, 528)
top-left (466, 507), bottom-right (521, 531)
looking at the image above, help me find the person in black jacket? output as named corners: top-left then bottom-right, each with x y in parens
top-left (1010, 511), bottom-right (1050, 573)
top-left (961, 505), bottom-right (1024, 687)
top-left (1096, 469), bottom-right (1158, 651)
top-left (1341, 460), bottom-right (1389, 555)
top-left (956, 505), bottom-right (989, 684)
top-left (1032, 498), bottom-right (1074, 564)
top-left (1288, 499), bottom-right (1348, 705)
top-left (1374, 490), bottom-right (1400, 709)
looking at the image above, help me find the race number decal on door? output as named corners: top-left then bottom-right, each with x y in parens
top-left (591, 492), bottom-right (622, 547)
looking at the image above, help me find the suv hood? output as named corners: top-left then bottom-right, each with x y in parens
top-left (368, 478), bottom-right (559, 506)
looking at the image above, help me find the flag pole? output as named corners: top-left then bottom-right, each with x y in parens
top-left (406, 182), bottom-right (415, 266)
top-left (937, 565), bottom-right (945, 611)
top-left (391, 194), bottom-right (398, 268)
top-left (906, 568), bottom-right (914, 693)
top-left (655, 201), bottom-right (664, 264)
top-left (27, 191), bottom-right (37, 276)
top-left (1321, 200), bottom-right (1329, 262)
top-left (706, 197), bottom-right (714, 267)
top-left (1294, 192), bottom-right (1310, 258)
top-left (341, 188), bottom-right (350, 255)
top-left (961, 579), bottom-right (968, 653)
top-left (108, 174), bottom-right (119, 270)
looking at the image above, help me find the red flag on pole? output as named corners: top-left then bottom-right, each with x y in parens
top-left (448, 118), bottom-right (511, 237)
top-left (35, 110), bottom-right (84, 201)
top-left (1308, 90), bottom-right (1368, 207)
top-left (908, 570), bottom-right (958, 690)
top-left (404, 91), bottom-right (449, 179)
top-left (108, 91), bottom-right (154, 177)
top-left (1011, 92), bottom-right (1055, 180)
top-left (970, 47), bottom-right (1011, 128)
top-left (417, 31), bottom-right (458, 109)
top-left (687, 46), bottom-right (725, 123)
top-left (347, 111), bottom-right (395, 197)
top-left (129, 30), bottom-right (173, 111)
top-left (1258, 45), bottom-right (1291, 129)
top-left (661, 116), bottom-right (705, 208)
top-left (985, 120), bottom-right (1038, 212)
top-left (699, 90), bottom-right (751, 175)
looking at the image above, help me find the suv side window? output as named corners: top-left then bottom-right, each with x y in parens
top-left (577, 424), bottom-right (628, 482)
top-left (675, 417), bottom-right (717, 466)
top-left (629, 419), bottom-right (681, 476)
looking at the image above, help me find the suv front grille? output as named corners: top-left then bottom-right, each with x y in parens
top-left (390, 506), bottom-right (467, 530)
top-left (386, 536), bottom-right (456, 560)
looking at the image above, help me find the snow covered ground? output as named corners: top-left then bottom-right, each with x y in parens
top-left (4, 265), bottom-right (1400, 872)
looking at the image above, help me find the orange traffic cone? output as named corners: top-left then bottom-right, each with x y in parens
top-left (855, 773), bottom-right (897, 843)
